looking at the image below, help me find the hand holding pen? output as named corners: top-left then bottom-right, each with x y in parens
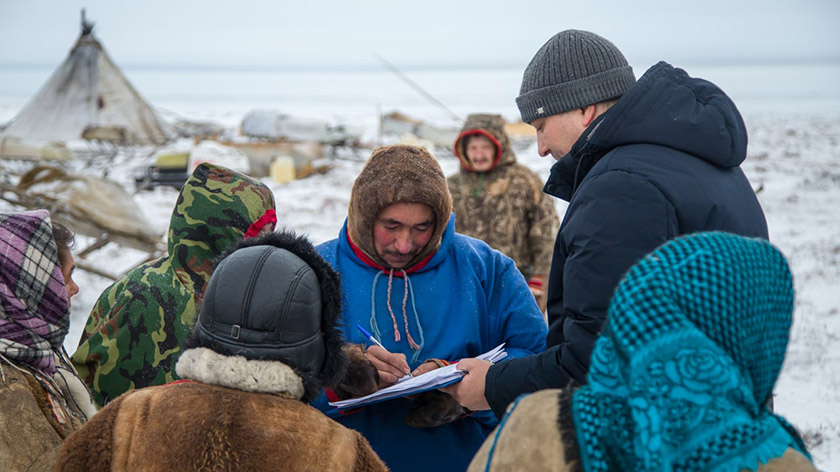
top-left (357, 325), bottom-right (412, 386)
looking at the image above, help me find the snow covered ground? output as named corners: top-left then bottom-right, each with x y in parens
top-left (1, 64), bottom-right (839, 469)
top-left (744, 112), bottom-right (840, 468)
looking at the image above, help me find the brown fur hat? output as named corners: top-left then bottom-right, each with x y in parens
top-left (347, 145), bottom-right (452, 269)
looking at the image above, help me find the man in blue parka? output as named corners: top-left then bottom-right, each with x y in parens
top-left (312, 144), bottom-right (547, 472)
top-left (446, 30), bottom-right (769, 419)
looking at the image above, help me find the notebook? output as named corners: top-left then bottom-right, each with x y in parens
top-left (328, 343), bottom-right (507, 410)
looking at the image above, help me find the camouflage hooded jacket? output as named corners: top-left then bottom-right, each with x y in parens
top-left (447, 113), bottom-right (559, 281)
top-left (71, 164), bottom-right (276, 406)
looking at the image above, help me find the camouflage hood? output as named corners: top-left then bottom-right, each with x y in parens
top-left (72, 163), bottom-right (276, 405)
top-left (453, 113), bottom-right (517, 173)
top-left (347, 145), bottom-right (452, 270)
top-left (167, 163), bottom-right (277, 298)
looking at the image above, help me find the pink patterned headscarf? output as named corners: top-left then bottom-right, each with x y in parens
top-left (0, 210), bottom-right (70, 375)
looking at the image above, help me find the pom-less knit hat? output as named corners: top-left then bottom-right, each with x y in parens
top-left (516, 30), bottom-right (636, 123)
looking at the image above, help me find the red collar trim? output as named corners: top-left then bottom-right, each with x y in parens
top-left (244, 209), bottom-right (277, 238)
top-left (454, 129), bottom-right (503, 171)
top-left (345, 232), bottom-right (433, 276)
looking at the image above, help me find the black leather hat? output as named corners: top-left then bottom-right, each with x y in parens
top-left (192, 231), bottom-right (345, 400)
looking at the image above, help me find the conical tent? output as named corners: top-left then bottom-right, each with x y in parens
top-left (1, 17), bottom-right (170, 145)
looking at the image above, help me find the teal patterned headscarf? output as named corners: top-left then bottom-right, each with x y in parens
top-left (572, 232), bottom-right (810, 471)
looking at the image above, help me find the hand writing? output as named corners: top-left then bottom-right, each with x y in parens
top-left (365, 345), bottom-right (411, 387)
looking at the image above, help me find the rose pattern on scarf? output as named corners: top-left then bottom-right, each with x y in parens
top-left (588, 337), bottom-right (627, 394)
top-left (666, 346), bottom-right (740, 404)
top-left (626, 337), bottom-right (745, 462)
top-left (571, 233), bottom-right (811, 472)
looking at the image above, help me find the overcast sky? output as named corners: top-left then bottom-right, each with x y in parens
top-left (1, 0), bottom-right (838, 70)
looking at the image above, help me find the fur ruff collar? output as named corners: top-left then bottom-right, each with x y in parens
top-left (175, 347), bottom-right (305, 399)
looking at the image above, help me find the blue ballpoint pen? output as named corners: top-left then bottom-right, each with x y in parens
top-left (356, 324), bottom-right (386, 350)
top-left (356, 324), bottom-right (413, 377)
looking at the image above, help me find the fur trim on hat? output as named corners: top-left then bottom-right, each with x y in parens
top-left (347, 145), bottom-right (453, 269)
top-left (186, 230), bottom-right (346, 403)
top-left (176, 347), bottom-right (306, 399)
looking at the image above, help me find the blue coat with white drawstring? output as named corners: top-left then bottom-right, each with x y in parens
top-left (312, 214), bottom-right (547, 472)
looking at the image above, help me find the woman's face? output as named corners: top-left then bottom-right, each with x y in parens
top-left (59, 252), bottom-right (80, 308)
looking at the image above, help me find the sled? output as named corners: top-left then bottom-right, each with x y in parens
top-left (0, 165), bottom-right (165, 278)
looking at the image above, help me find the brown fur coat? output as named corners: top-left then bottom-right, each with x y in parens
top-left (55, 348), bottom-right (387, 472)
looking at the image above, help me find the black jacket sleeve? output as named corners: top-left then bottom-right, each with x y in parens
top-left (486, 170), bottom-right (676, 418)
top-left (484, 346), bottom-right (571, 418)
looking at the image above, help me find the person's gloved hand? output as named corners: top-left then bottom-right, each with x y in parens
top-left (405, 390), bottom-right (471, 428)
top-left (404, 358), bottom-right (472, 427)
top-left (333, 343), bottom-right (380, 400)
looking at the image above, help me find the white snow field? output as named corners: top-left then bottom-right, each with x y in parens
top-left (1, 64), bottom-right (838, 469)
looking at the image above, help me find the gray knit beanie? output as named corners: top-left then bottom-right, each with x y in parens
top-left (516, 30), bottom-right (636, 123)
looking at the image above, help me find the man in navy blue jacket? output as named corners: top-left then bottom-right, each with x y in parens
top-left (445, 30), bottom-right (768, 418)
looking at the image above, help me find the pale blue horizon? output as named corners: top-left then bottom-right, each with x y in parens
top-left (1, 0), bottom-right (838, 70)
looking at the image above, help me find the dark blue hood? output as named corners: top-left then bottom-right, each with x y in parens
top-left (546, 61), bottom-right (747, 201)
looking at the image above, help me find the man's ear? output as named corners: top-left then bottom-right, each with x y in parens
top-left (581, 104), bottom-right (599, 128)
